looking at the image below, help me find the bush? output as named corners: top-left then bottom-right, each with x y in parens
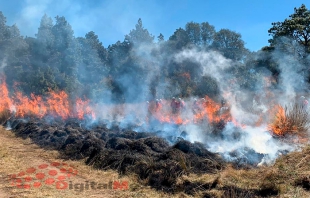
top-left (268, 103), bottom-right (310, 137)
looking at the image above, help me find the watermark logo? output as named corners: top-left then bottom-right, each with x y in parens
top-left (8, 162), bottom-right (130, 191)
top-left (8, 162), bottom-right (78, 189)
top-left (68, 180), bottom-right (129, 191)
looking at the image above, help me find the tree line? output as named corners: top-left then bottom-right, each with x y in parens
top-left (0, 4), bottom-right (309, 103)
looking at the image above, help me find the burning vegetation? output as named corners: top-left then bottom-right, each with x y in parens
top-left (0, 76), bottom-right (95, 121)
top-left (1, 3), bottom-right (310, 197)
top-left (268, 103), bottom-right (310, 137)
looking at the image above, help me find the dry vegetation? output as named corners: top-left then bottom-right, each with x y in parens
top-left (268, 103), bottom-right (310, 137)
top-left (1, 125), bottom-right (310, 198)
top-left (2, 103), bottom-right (310, 197)
top-left (181, 145), bottom-right (310, 198)
top-left (0, 127), bottom-right (181, 198)
top-left (0, 110), bottom-right (11, 125)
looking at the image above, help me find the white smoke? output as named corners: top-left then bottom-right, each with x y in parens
top-left (0, 58), bottom-right (7, 73)
top-left (57, 43), bottom-right (309, 165)
top-left (2, 3), bottom-right (309, 166)
top-left (174, 49), bottom-right (232, 91)
top-left (161, 47), bottom-right (307, 165)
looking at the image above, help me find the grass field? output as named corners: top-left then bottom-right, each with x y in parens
top-left (1, 125), bottom-right (310, 197)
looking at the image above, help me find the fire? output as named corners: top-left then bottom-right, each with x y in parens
top-left (46, 91), bottom-right (71, 119)
top-left (14, 92), bottom-right (47, 118)
top-left (0, 75), bottom-right (259, 129)
top-left (0, 76), bottom-right (94, 120)
top-left (147, 96), bottom-right (243, 127)
top-left (0, 76), bottom-right (13, 113)
top-left (75, 98), bottom-right (96, 120)
top-left (267, 105), bottom-right (297, 136)
top-left (147, 100), bottom-right (191, 125)
top-left (1, 72), bottom-right (250, 129)
top-left (267, 103), bottom-right (310, 137)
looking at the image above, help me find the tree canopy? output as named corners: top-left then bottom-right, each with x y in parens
top-left (268, 4), bottom-right (310, 52)
top-left (0, 5), bottom-right (309, 103)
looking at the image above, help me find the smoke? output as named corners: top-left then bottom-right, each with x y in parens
top-left (174, 49), bottom-right (232, 85)
top-left (130, 43), bottom-right (306, 165)
top-left (9, 0), bottom-right (163, 47)
top-left (174, 49), bottom-right (229, 99)
top-left (0, 58), bottom-right (7, 73)
top-left (15, 0), bottom-right (52, 36)
top-left (272, 38), bottom-right (309, 103)
top-left (1, 3), bottom-right (310, 167)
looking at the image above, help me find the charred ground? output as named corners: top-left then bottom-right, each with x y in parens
top-left (3, 118), bottom-right (224, 194)
top-left (1, 117), bottom-right (296, 197)
top-left (1, 3), bottom-right (310, 198)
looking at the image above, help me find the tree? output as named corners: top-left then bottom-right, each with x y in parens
top-left (50, 16), bottom-right (77, 73)
top-left (212, 29), bottom-right (248, 61)
top-left (36, 14), bottom-right (54, 46)
top-left (168, 28), bottom-right (190, 50)
top-left (0, 11), bottom-right (9, 41)
top-left (0, 12), bottom-right (9, 59)
top-left (184, 21), bottom-right (216, 48)
top-left (157, 33), bottom-right (164, 42)
top-left (3, 23), bottom-right (30, 92)
top-left (200, 22), bottom-right (215, 47)
top-left (77, 33), bottom-right (107, 85)
top-left (124, 18), bottom-right (154, 45)
top-left (31, 14), bottom-right (55, 66)
top-left (85, 31), bottom-right (108, 62)
top-left (52, 16), bottom-right (74, 51)
top-left (107, 41), bottom-right (131, 76)
top-left (185, 22), bottom-right (201, 45)
top-left (194, 76), bottom-right (219, 98)
top-left (268, 4), bottom-right (310, 52)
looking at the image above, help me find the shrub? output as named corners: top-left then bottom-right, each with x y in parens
top-left (268, 103), bottom-right (310, 137)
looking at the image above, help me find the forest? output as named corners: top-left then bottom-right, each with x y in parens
top-left (1, 4), bottom-right (310, 197)
top-left (0, 4), bottom-right (310, 104)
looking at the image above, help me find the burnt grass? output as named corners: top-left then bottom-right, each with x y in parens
top-left (2, 118), bottom-right (278, 197)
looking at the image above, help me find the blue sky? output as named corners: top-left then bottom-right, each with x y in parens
top-left (0, 0), bottom-right (308, 51)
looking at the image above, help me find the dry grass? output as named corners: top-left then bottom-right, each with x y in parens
top-left (217, 146), bottom-right (310, 198)
top-left (178, 144), bottom-right (310, 198)
top-left (268, 103), bottom-right (310, 137)
top-left (0, 127), bottom-right (182, 198)
top-left (0, 110), bottom-right (11, 125)
top-left (2, 123), bottom-right (310, 197)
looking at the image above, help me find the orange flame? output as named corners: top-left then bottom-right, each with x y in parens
top-left (267, 105), bottom-right (295, 136)
top-left (75, 98), bottom-right (96, 120)
top-left (0, 76), bottom-right (94, 120)
top-left (0, 76), bottom-right (14, 113)
top-left (0, 75), bottom-right (245, 128)
top-left (147, 96), bottom-right (243, 127)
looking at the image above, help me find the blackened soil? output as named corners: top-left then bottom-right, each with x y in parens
top-left (4, 118), bottom-right (225, 194)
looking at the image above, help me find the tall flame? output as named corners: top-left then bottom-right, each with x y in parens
top-left (0, 76), bottom-right (13, 113)
top-left (0, 76), bottom-right (94, 120)
top-left (1, 75), bottom-right (290, 134)
top-left (148, 96), bottom-right (242, 127)
top-left (267, 105), bottom-right (287, 136)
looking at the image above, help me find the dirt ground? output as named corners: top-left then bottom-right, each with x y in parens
top-left (0, 126), bottom-right (184, 198)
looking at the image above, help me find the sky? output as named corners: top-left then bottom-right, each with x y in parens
top-left (0, 0), bottom-right (308, 51)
